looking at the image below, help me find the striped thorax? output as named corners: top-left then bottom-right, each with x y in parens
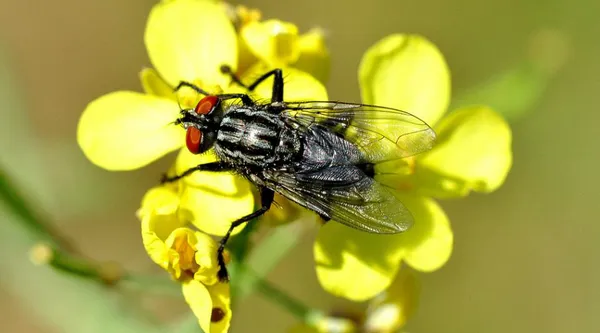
top-left (215, 106), bottom-right (302, 170)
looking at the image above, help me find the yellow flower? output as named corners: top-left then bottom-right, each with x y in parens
top-left (77, 0), bottom-right (256, 240)
top-left (79, 0), bottom-right (237, 171)
top-left (138, 186), bottom-right (232, 332)
top-left (229, 3), bottom-right (330, 83)
top-left (76, 0), bottom-right (329, 330)
top-left (289, 269), bottom-right (419, 333)
top-left (77, 0), bottom-right (328, 235)
top-left (314, 34), bottom-right (512, 301)
top-left (363, 268), bottom-right (420, 331)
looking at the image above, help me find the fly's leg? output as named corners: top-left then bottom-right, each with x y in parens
top-left (219, 65), bottom-right (247, 89)
top-left (216, 93), bottom-right (255, 106)
top-left (173, 81), bottom-right (255, 106)
top-left (217, 187), bottom-right (274, 281)
top-left (220, 65), bottom-right (284, 103)
top-left (174, 81), bottom-right (211, 95)
top-left (160, 162), bottom-right (229, 183)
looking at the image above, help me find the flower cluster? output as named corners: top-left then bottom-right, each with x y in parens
top-left (315, 34), bottom-right (512, 303)
top-left (76, 0), bottom-right (512, 332)
top-left (291, 268), bottom-right (419, 333)
top-left (78, 0), bottom-right (329, 331)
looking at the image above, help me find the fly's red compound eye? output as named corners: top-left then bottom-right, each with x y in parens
top-left (186, 96), bottom-right (219, 154)
top-left (186, 127), bottom-right (203, 154)
top-left (195, 95), bottom-right (219, 115)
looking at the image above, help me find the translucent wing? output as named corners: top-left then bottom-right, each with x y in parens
top-left (281, 101), bottom-right (436, 163)
top-left (263, 165), bottom-right (413, 234)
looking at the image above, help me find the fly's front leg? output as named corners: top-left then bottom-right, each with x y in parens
top-left (217, 187), bottom-right (275, 281)
top-left (220, 65), bottom-right (284, 103)
top-left (160, 162), bottom-right (229, 183)
top-left (173, 81), bottom-right (211, 95)
top-left (217, 93), bottom-right (255, 106)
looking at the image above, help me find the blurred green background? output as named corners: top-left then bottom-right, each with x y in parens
top-left (0, 0), bottom-right (597, 332)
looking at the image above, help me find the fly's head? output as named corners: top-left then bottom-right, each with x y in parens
top-left (176, 95), bottom-right (223, 154)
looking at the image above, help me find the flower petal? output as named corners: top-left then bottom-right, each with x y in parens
top-left (358, 34), bottom-right (450, 125)
top-left (182, 280), bottom-right (213, 333)
top-left (238, 64), bottom-right (328, 101)
top-left (139, 67), bottom-right (177, 99)
top-left (145, 0), bottom-right (238, 87)
top-left (289, 317), bottom-right (356, 333)
top-left (314, 222), bottom-right (404, 301)
top-left (205, 282), bottom-right (232, 333)
top-left (190, 231), bottom-right (221, 286)
top-left (139, 186), bottom-right (187, 270)
top-left (314, 194), bottom-right (452, 300)
top-left (175, 150), bottom-right (255, 236)
top-left (163, 228), bottom-right (220, 284)
top-left (365, 268), bottom-right (420, 331)
top-left (415, 106), bottom-right (513, 198)
top-left (241, 19), bottom-right (300, 67)
top-left (295, 28), bottom-right (330, 84)
top-left (78, 91), bottom-right (182, 170)
top-left (393, 194), bottom-right (453, 272)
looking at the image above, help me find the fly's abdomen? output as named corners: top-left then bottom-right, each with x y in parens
top-left (215, 107), bottom-right (300, 167)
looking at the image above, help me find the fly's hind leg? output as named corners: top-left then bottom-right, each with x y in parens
top-left (217, 187), bottom-right (274, 281)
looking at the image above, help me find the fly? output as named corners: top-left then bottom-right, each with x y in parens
top-left (163, 66), bottom-right (437, 281)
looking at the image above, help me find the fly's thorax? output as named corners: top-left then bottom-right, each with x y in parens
top-left (214, 106), bottom-right (302, 169)
top-left (274, 126), bottom-right (302, 163)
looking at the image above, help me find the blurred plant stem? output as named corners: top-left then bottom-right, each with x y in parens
top-left (29, 242), bottom-right (183, 295)
top-left (452, 29), bottom-right (569, 122)
top-left (231, 220), bottom-right (309, 300)
top-left (1, 166), bottom-right (181, 297)
top-left (0, 169), bottom-right (75, 250)
top-left (451, 61), bottom-right (550, 121)
top-left (226, 206), bottom-right (323, 324)
top-left (1, 166), bottom-right (324, 328)
top-left (249, 267), bottom-right (325, 326)
top-left (0, 173), bottom-right (169, 333)
top-left (228, 215), bottom-right (324, 325)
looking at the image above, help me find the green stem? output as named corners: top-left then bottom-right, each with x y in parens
top-left (32, 244), bottom-right (103, 279)
top-left (1, 166), bottom-right (181, 295)
top-left (0, 168), bottom-right (75, 250)
top-left (30, 243), bottom-right (181, 295)
top-left (2, 165), bottom-right (322, 325)
top-left (234, 221), bottom-right (309, 300)
top-left (34, 242), bottom-right (324, 325)
top-left (242, 267), bottom-right (324, 326)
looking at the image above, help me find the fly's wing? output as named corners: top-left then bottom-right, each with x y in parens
top-left (264, 165), bottom-right (413, 234)
top-left (281, 101), bottom-right (436, 163)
